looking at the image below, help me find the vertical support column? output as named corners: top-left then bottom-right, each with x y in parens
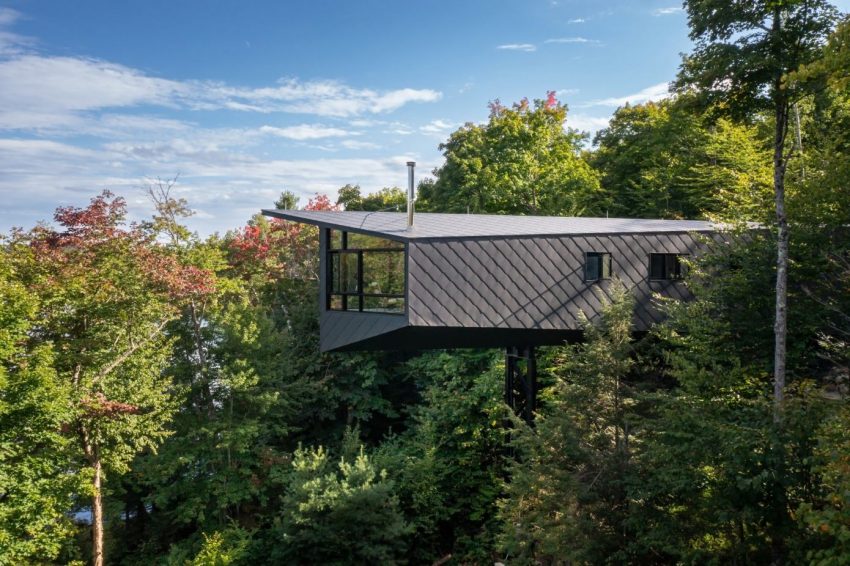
top-left (340, 231), bottom-right (348, 311)
top-left (320, 228), bottom-right (329, 311)
top-left (505, 346), bottom-right (537, 425)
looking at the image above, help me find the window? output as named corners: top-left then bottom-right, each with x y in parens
top-left (585, 252), bottom-right (612, 281)
top-left (649, 253), bottom-right (687, 281)
top-left (327, 229), bottom-right (405, 314)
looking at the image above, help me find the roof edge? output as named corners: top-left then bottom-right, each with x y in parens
top-left (261, 209), bottom-right (411, 242)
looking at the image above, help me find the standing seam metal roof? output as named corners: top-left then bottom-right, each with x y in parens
top-left (261, 209), bottom-right (722, 240)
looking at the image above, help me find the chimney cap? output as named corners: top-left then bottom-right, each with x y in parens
top-left (406, 161), bottom-right (416, 166)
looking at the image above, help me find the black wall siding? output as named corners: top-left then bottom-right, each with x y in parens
top-left (407, 232), bottom-right (713, 333)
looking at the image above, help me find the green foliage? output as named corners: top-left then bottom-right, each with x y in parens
top-left (795, 15), bottom-right (850, 91)
top-left (593, 98), bottom-right (773, 220)
top-left (336, 183), bottom-right (363, 209)
top-left (131, 295), bottom-right (292, 539)
top-left (624, 243), bottom-right (836, 562)
top-left (362, 187), bottom-right (406, 211)
top-left (270, 443), bottom-right (409, 564)
top-left (418, 95), bottom-right (603, 215)
top-left (500, 282), bottom-right (637, 563)
top-left (0, 250), bottom-right (85, 564)
top-left (274, 190), bottom-right (298, 210)
top-left (380, 350), bottom-right (507, 563)
top-left (677, 0), bottom-right (837, 117)
top-left (336, 184), bottom-right (406, 212)
top-left (800, 403), bottom-right (850, 564)
top-left (168, 526), bottom-right (252, 566)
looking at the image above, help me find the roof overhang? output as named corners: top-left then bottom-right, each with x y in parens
top-left (261, 210), bottom-right (734, 242)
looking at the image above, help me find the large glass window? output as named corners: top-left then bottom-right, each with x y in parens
top-left (327, 229), bottom-right (405, 313)
top-left (585, 252), bottom-right (612, 281)
top-left (649, 253), bottom-right (687, 281)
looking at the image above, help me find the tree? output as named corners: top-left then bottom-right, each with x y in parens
top-left (361, 187), bottom-right (406, 212)
top-left (592, 97), bottom-right (773, 220)
top-left (631, 259), bottom-right (832, 563)
top-left (676, 0), bottom-right (838, 413)
top-left (417, 94), bottom-right (603, 215)
top-left (499, 283), bottom-right (637, 563)
top-left (275, 190), bottom-right (299, 210)
top-left (141, 176), bottom-right (194, 246)
top-left (336, 184), bottom-right (406, 212)
top-left (9, 192), bottom-right (213, 566)
top-left (269, 442), bottom-right (409, 564)
top-left (0, 248), bottom-right (84, 563)
top-left (336, 183), bottom-right (363, 210)
top-left (379, 350), bottom-right (507, 563)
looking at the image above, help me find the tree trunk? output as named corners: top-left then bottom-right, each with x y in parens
top-left (770, 5), bottom-right (790, 422)
top-left (773, 93), bottom-right (790, 419)
top-left (92, 455), bottom-right (104, 566)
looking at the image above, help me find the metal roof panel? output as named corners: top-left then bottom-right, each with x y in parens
top-left (262, 210), bottom-right (724, 240)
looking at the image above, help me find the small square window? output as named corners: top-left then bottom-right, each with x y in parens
top-left (649, 253), bottom-right (687, 280)
top-left (585, 252), bottom-right (612, 281)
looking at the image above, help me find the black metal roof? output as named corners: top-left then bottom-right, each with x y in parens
top-left (261, 210), bottom-right (723, 241)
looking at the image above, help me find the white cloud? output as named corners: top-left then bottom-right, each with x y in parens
top-left (0, 8), bottom-right (32, 55)
top-left (0, 53), bottom-right (443, 130)
top-left (496, 43), bottom-right (537, 52)
top-left (420, 119), bottom-right (456, 135)
top-left (545, 37), bottom-right (601, 45)
top-left (385, 127), bottom-right (414, 135)
top-left (340, 140), bottom-right (380, 150)
top-left (653, 6), bottom-right (683, 16)
top-left (0, 10), bottom-right (448, 236)
top-left (0, 7), bottom-right (21, 26)
top-left (258, 124), bottom-right (354, 140)
top-left (568, 18), bottom-right (586, 23)
top-left (0, 134), bottom-right (439, 234)
top-left (0, 55), bottom-right (188, 129)
top-left (567, 114), bottom-right (611, 134)
top-left (197, 80), bottom-right (442, 117)
top-left (585, 82), bottom-right (670, 107)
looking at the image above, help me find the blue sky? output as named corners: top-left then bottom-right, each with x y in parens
top-left (1, 1), bottom-right (847, 235)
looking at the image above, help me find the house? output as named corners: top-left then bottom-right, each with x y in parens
top-left (261, 209), bottom-right (724, 353)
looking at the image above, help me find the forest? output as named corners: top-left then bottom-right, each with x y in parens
top-left (1, 2), bottom-right (850, 565)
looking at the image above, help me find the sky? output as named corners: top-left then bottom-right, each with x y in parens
top-left (1, 1), bottom-right (847, 235)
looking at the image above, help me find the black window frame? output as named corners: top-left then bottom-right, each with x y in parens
top-left (584, 251), bottom-right (612, 282)
top-left (326, 229), bottom-right (406, 314)
top-left (648, 253), bottom-right (687, 281)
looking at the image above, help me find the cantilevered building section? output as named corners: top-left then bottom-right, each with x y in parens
top-left (261, 210), bottom-right (723, 353)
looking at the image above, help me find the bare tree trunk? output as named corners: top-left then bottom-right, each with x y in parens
top-left (773, 92), bottom-right (790, 420)
top-left (92, 455), bottom-right (105, 566)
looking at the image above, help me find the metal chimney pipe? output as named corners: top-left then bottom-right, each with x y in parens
top-left (406, 161), bottom-right (416, 228)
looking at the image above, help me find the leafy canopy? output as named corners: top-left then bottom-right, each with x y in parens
top-left (418, 94), bottom-right (602, 215)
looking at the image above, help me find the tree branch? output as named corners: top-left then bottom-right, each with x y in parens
top-left (91, 319), bottom-right (169, 385)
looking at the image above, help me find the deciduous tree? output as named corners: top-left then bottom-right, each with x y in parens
top-left (593, 98), bottom-right (773, 221)
top-left (10, 192), bottom-right (213, 566)
top-left (676, 0), bottom-right (838, 413)
top-left (418, 94), bottom-right (603, 215)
